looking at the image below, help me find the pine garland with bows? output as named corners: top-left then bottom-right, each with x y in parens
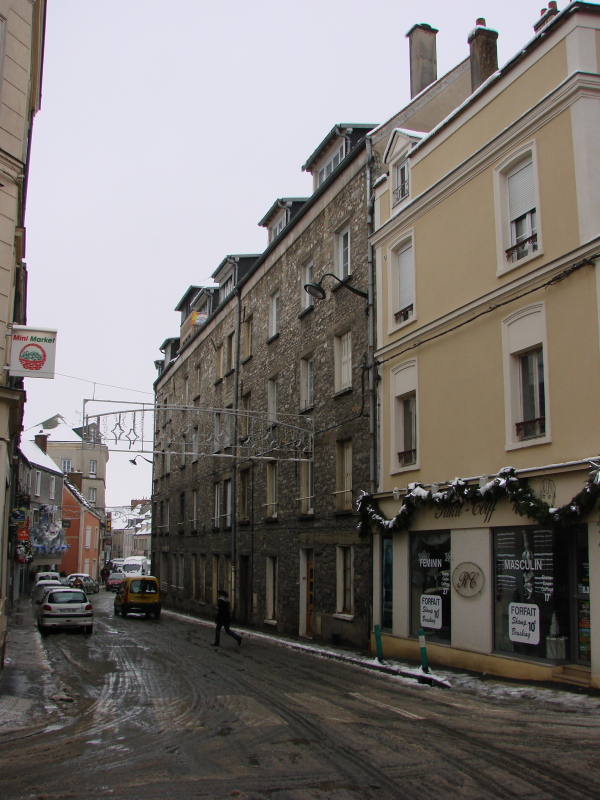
top-left (357, 463), bottom-right (600, 537)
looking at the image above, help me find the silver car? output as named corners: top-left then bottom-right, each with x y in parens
top-left (37, 586), bottom-right (94, 635)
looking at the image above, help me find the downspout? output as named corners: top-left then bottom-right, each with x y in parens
top-left (231, 262), bottom-right (241, 616)
top-left (365, 134), bottom-right (376, 651)
top-left (336, 126), bottom-right (353, 157)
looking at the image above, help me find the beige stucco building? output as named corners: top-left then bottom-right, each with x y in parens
top-left (367, 3), bottom-right (600, 687)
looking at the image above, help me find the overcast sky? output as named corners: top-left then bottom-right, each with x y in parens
top-left (21, 0), bottom-right (552, 506)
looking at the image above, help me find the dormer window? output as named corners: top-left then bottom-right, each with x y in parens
top-left (220, 275), bottom-right (233, 303)
top-left (318, 143), bottom-right (344, 187)
top-left (393, 160), bottom-right (409, 206)
top-left (269, 212), bottom-right (286, 243)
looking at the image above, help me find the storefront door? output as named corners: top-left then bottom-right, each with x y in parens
top-left (572, 529), bottom-right (590, 665)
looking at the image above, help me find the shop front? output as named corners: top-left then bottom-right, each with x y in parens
top-left (367, 468), bottom-right (599, 686)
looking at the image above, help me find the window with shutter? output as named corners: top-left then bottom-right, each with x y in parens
top-left (396, 242), bottom-right (414, 323)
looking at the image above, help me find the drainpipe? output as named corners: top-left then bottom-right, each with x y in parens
top-left (365, 134), bottom-right (377, 653)
top-left (336, 126), bottom-right (353, 157)
top-left (230, 258), bottom-right (241, 616)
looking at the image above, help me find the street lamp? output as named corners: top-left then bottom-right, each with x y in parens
top-left (129, 455), bottom-right (154, 465)
top-left (304, 272), bottom-right (368, 300)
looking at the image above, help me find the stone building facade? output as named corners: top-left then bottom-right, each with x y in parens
top-left (153, 124), bottom-right (379, 648)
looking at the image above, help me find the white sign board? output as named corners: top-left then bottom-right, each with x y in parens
top-left (9, 326), bottom-right (57, 379)
top-left (420, 594), bottom-right (442, 629)
top-left (509, 602), bottom-right (540, 645)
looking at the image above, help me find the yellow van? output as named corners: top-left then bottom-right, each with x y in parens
top-left (114, 575), bottom-right (161, 619)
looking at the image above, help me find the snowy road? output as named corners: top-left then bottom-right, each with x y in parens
top-left (1, 592), bottom-right (600, 799)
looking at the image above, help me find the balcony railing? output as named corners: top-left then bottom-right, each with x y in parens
top-left (516, 416), bottom-right (545, 441)
top-left (505, 233), bottom-right (537, 262)
top-left (394, 304), bottom-right (413, 324)
top-left (397, 448), bottom-right (417, 466)
top-left (392, 181), bottom-right (409, 206)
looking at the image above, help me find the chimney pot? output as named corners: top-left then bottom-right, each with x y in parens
top-left (476, 18), bottom-right (486, 26)
top-left (533, 2), bottom-right (559, 32)
top-left (406, 23), bottom-right (439, 99)
top-left (549, 1), bottom-right (557, 9)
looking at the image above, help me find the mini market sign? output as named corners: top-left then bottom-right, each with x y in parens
top-left (9, 326), bottom-right (57, 379)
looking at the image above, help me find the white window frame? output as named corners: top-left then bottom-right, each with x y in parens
top-left (49, 476), bottom-right (55, 501)
top-left (269, 291), bottom-right (280, 338)
top-left (269, 211), bottom-right (286, 243)
top-left (266, 555), bottom-right (278, 621)
top-left (242, 314), bottom-right (253, 359)
top-left (266, 461), bottom-right (278, 518)
top-left (317, 142), bottom-right (345, 187)
top-left (336, 226), bottom-right (351, 280)
top-left (300, 355), bottom-right (314, 410)
top-left (89, 459), bottom-right (97, 476)
top-left (34, 470), bottom-right (41, 497)
top-left (212, 482), bottom-right (221, 528)
top-left (336, 545), bottom-right (354, 616)
top-left (301, 261), bottom-right (314, 311)
top-left (334, 331), bottom-right (352, 393)
top-left (61, 459), bottom-right (71, 474)
top-left (192, 427), bottom-right (199, 461)
top-left (392, 158), bottom-right (410, 206)
top-left (192, 489), bottom-right (198, 528)
top-left (494, 142), bottom-right (542, 275)
top-left (89, 487), bottom-right (97, 504)
top-left (85, 525), bottom-right (91, 550)
top-left (335, 439), bottom-right (353, 511)
top-left (240, 469), bottom-right (251, 520)
top-left (391, 359), bottom-right (419, 474)
top-left (299, 455), bottom-right (314, 515)
top-left (267, 376), bottom-right (278, 423)
top-left (223, 479), bottom-right (232, 527)
top-left (388, 233), bottom-right (415, 330)
top-left (220, 275), bottom-right (233, 303)
top-left (502, 303), bottom-right (551, 450)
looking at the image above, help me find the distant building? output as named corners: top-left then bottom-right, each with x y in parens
top-left (16, 433), bottom-right (65, 594)
top-left (60, 476), bottom-right (102, 580)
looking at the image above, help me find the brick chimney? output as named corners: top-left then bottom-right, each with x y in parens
top-left (534, 2), bottom-right (559, 33)
top-left (34, 431), bottom-right (48, 453)
top-left (67, 471), bottom-right (83, 491)
top-left (407, 23), bottom-right (438, 99)
top-left (468, 19), bottom-right (498, 93)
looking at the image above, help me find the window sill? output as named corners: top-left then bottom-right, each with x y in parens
top-left (222, 525), bottom-right (232, 532)
top-left (334, 387), bottom-right (353, 398)
top-left (297, 513), bottom-right (315, 521)
top-left (266, 333), bottom-right (280, 344)
top-left (333, 509), bottom-right (355, 517)
top-left (263, 619), bottom-right (278, 626)
top-left (264, 517), bottom-right (279, 524)
top-left (193, 394), bottom-right (200, 401)
top-left (299, 404), bottom-right (314, 414)
top-left (497, 247), bottom-right (543, 277)
top-left (190, 529), bottom-right (199, 535)
top-left (505, 434), bottom-right (552, 451)
top-left (224, 368), bottom-right (234, 378)
top-left (238, 518), bottom-right (251, 526)
top-left (211, 526), bottom-right (220, 532)
top-left (214, 377), bottom-right (223, 386)
top-left (179, 464), bottom-right (186, 470)
top-left (298, 306), bottom-right (314, 320)
top-left (241, 354), bottom-right (253, 365)
top-left (334, 613), bottom-right (354, 622)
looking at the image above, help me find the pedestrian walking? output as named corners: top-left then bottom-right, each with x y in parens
top-left (211, 590), bottom-right (242, 647)
top-left (100, 566), bottom-right (110, 585)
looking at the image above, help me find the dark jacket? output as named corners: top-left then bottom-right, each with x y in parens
top-left (215, 595), bottom-right (231, 624)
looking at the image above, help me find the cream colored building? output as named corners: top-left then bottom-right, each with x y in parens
top-left (0, 1), bottom-right (45, 659)
top-left (367, 3), bottom-right (600, 687)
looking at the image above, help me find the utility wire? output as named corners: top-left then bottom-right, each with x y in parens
top-left (55, 373), bottom-right (154, 395)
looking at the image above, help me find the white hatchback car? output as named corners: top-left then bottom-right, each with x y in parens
top-left (37, 586), bottom-right (94, 635)
top-left (33, 579), bottom-right (64, 604)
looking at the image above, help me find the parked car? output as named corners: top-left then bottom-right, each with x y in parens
top-left (105, 572), bottom-right (126, 592)
top-left (114, 576), bottom-right (161, 619)
top-left (33, 579), bottom-right (65, 604)
top-left (67, 574), bottom-right (100, 594)
top-left (34, 571), bottom-right (63, 585)
top-left (37, 586), bottom-right (94, 635)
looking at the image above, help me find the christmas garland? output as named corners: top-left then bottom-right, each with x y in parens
top-left (357, 464), bottom-right (600, 537)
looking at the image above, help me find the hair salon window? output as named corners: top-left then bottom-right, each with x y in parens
top-left (410, 531), bottom-right (451, 643)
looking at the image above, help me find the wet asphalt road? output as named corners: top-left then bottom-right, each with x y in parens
top-left (2, 591), bottom-right (600, 800)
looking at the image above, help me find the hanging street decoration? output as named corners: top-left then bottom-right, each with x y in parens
top-left (357, 464), bottom-right (600, 538)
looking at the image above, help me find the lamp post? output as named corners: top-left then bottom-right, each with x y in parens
top-left (129, 455), bottom-right (154, 466)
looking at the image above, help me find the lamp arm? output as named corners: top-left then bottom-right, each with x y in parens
top-left (318, 273), bottom-right (368, 299)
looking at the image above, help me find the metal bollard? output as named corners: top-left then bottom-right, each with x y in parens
top-left (418, 628), bottom-right (430, 674)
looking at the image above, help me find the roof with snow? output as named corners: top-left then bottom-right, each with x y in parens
top-left (20, 439), bottom-right (63, 475)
